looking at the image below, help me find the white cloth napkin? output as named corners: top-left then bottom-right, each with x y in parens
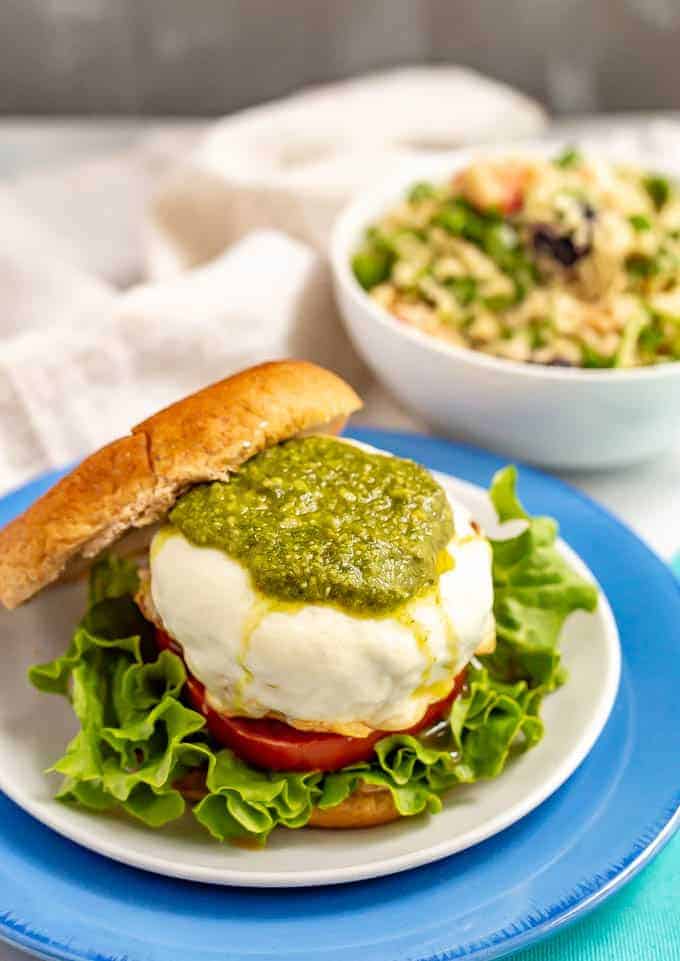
top-left (8, 129), bottom-right (202, 286)
top-left (147, 66), bottom-right (546, 277)
top-left (0, 227), bottom-right (414, 494)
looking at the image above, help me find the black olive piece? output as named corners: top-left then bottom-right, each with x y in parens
top-left (532, 225), bottom-right (591, 267)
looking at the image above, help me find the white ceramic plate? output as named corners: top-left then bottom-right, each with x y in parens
top-left (0, 473), bottom-right (620, 888)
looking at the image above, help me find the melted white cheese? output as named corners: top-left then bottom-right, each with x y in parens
top-left (150, 486), bottom-right (494, 735)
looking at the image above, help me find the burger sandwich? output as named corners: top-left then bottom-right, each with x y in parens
top-left (0, 361), bottom-right (597, 845)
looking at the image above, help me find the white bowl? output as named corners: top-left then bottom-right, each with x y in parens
top-left (330, 144), bottom-right (680, 470)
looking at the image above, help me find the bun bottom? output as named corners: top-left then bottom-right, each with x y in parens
top-left (307, 786), bottom-right (400, 828)
top-left (174, 770), bottom-right (401, 830)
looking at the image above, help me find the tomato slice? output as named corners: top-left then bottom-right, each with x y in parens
top-left (156, 628), bottom-right (466, 772)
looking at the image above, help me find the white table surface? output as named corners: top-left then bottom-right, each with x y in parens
top-left (0, 116), bottom-right (678, 961)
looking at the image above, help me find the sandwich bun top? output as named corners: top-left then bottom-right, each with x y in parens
top-left (0, 360), bottom-right (362, 609)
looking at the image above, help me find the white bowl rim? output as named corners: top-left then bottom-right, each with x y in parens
top-left (330, 138), bottom-right (680, 384)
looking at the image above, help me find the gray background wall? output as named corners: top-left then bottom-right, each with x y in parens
top-left (0, 0), bottom-right (678, 116)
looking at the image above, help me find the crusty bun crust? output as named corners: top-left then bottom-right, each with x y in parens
top-left (0, 361), bottom-right (361, 609)
top-left (173, 769), bottom-right (401, 830)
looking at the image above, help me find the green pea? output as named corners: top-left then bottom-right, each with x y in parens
top-left (484, 294), bottom-right (516, 313)
top-left (408, 181), bottom-right (436, 203)
top-left (625, 253), bottom-right (659, 278)
top-left (638, 323), bottom-right (664, 354)
top-left (554, 147), bottom-right (582, 169)
top-left (581, 345), bottom-right (616, 368)
top-left (644, 175), bottom-right (671, 210)
top-left (447, 276), bottom-right (478, 306)
top-left (433, 203), bottom-right (468, 235)
top-left (629, 214), bottom-right (652, 232)
top-left (352, 246), bottom-right (393, 289)
top-left (529, 320), bottom-right (551, 349)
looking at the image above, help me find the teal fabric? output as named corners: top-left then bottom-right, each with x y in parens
top-left (513, 554), bottom-right (680, 960)
top-left (513, 836), bottom-right (680, 960)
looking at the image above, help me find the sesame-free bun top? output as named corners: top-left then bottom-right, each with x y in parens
top-left (0, 360), bottom-right (362, 609)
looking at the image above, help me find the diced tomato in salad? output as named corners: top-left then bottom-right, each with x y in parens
top-left (454, 161), bottom-right (529, 215)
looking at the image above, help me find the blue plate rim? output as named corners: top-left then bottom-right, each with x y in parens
top-left (1, 810), bottom-right (676, 961)
top-left (362, 430), bottom-right (680, 960)
top-left (0, 427), bottom-right (677, 961)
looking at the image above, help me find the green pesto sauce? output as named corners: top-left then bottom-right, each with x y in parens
top-left (169, 436), bottom-right (454, 614)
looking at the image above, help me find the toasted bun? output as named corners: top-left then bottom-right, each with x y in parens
top-left (307, 787), bottom-right (401, 829)
top-left (0, 361), bottom-right (361, 609)
top-left (173, 769), bottom-right (401, 830)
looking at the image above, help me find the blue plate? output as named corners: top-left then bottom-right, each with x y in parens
top-left (0, 429), bottom-right (678, 961)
